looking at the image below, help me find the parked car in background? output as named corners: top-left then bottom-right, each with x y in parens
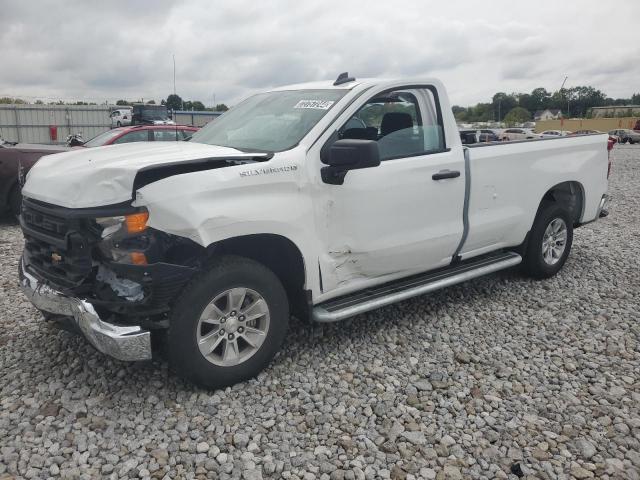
top-left (0, 125), bottom-right (198, 217)
top-left (83, 125), bottom-right (198, 147)
top-left (0, 143), bottom-right (69, 217)
top-left (539, 130), bottom-right (570, 138)
top-left (132, 104), bottom-right (175, 125)
top-left (459, 129), bottom-right (500, 144)
top-left (608, 129), bottom-right (640, 144)
top-left (570, 130), bottom-right (602, 135)
top-left (110, 108), bottom-right (133, 128)
top-left (500, 128), bottom-right (541, 141)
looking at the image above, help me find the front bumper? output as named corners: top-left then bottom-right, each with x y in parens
top-left (19, 258), bottom-right (152, 361)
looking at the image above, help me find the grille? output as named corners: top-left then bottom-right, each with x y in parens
top-left (21, 200), bottom-right (93, 288)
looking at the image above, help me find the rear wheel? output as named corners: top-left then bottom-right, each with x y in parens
top-left (168, 255), bottom-right (289, 389)
top-left (522, 203), bottom-right (573, 279)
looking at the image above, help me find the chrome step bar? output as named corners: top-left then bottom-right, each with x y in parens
top-left (312, 252), bottom-right (522, 323)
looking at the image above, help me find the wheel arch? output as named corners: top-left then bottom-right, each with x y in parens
top-left (207, 233), bottom-right (310, 320)
top-left (538, 180), bottom-right (585, 225)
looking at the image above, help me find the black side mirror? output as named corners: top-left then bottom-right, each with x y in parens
top-left (321, 139), bottom-right (380, 185)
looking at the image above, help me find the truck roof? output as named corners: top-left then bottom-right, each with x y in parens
top-left (269, 77), bottom-right (441, 92)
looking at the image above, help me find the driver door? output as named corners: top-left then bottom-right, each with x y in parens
top-left (314, 85), bottom-right (466, 297)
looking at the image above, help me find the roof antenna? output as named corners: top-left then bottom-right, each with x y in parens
top-left (333, 72), bottom-right (355, 86)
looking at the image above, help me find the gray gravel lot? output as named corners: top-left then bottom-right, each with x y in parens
top-left (1, 146), bottom-right (639, 480)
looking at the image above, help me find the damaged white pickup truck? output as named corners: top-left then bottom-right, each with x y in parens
top-left (19, 73), bottom-right (610, 388)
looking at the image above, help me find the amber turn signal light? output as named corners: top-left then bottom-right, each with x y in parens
top-left (125, 212), bottom-right (149, 234)
top-left (129, 252), bottom-right (148, 265)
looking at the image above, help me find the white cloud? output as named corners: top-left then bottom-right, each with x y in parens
top-left (0, 0), bottom-right (638, 106)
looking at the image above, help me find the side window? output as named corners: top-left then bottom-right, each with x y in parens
top-left (153, 130), bottom-right (178, 141)
top-left (339, 87), bottom-right (445, 161)
top-left (112, 130), bottom-right (150, 144)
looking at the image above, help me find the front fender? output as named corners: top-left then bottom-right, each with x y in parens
top-left (133, 154), bottom-right (316, 284)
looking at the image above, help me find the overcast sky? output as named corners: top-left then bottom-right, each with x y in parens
top-left (1, 1), bottom-right (638, 107)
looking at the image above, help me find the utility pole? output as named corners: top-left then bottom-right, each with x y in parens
top-left (560, 76), bottom-right (568, 134)
top-left (173, 54), bottom-right (176, 96)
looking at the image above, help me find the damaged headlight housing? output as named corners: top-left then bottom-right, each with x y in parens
top-left (96, 211), bottom-right (152, 265)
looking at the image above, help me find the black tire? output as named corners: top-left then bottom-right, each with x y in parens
top-left (168, 255), bottom-right (289, 389)
top-left (629, 139), bottom-right (635, 145)
top-left (522, 203), bottom-right (573, 279)
top-left (117, 121), bottom-right (122, 127)
top-left (8, 184), bottom-right (21, 219)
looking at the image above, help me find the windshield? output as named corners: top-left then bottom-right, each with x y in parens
top-left (190, 89), bottom-right (347, 152)
top-left (84, 129), bottom-right (125, 147)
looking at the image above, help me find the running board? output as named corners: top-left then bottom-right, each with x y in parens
top-left (312, 251), bottom-right (522, 323)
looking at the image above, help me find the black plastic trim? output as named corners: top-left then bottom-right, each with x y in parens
top-left (22, 197), bottom-right (139, 218)
top-left (452, 147), bottom-right (471, 260)
top-left (132, 154), bottom-right (273, 192)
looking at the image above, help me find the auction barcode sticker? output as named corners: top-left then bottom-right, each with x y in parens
top-left (294, 100), bottom-right (335, 110)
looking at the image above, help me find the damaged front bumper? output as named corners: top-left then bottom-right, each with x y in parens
top-left (19, 258), bottom-right (152, 361)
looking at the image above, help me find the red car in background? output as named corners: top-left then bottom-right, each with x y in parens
top-left (83, 124), bottom-right (198, 147)
top-left (0, 125), bottom-right (199, 217)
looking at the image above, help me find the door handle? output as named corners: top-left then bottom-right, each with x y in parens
top-left (432, 169), bottom-right (460, 180)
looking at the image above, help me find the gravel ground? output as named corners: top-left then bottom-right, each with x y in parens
top-left (0, 146), bottom-right (639, 480)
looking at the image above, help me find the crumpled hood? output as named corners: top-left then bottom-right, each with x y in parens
top-left (22, 141), bottom-right (262, 208)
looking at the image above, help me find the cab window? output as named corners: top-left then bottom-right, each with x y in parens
top-left (338, 87), bottom-right (445, 161)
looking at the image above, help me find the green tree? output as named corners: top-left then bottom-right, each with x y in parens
top-left (182, 100), bottom-right (206, 110)
top-left (504, 107), bottom-right (530, 126)
top-left (567, 86), bottom-right (606, 117)
top-left (215, 103), bottom-right (229, 112)
top-left (0, 97), bottom-right (26, 104)
top-left (452, 105), bottom-right (467, 122)
top-left (146, 100), bottom-right (156, 104)
top-left (115, 99), bottom-right (131, 106)
top-left (530, 87), bottom-right (551, 110)
top-left (165, 94), bottom-right (183, 111)
top-left (492, 93), bottom-right (517, 121)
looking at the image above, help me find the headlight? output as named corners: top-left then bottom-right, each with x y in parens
top-left (96, 216), bottom-right (126, 238)
top-left (97, 212), bottom-right (149, 239)
top-left (96, 210), bottom-right (151, 265)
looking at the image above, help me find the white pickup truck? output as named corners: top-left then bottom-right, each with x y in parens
top-left (19, 74), bottom-right (610, 388)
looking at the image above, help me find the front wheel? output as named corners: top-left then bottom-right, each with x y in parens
top-left (522, 203), bottom-right (573, 279)
top-left (168, 255), bottom-right (289, 389)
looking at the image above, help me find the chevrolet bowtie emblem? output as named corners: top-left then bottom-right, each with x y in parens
top-left (51, 253), bottom-right (63, 263)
